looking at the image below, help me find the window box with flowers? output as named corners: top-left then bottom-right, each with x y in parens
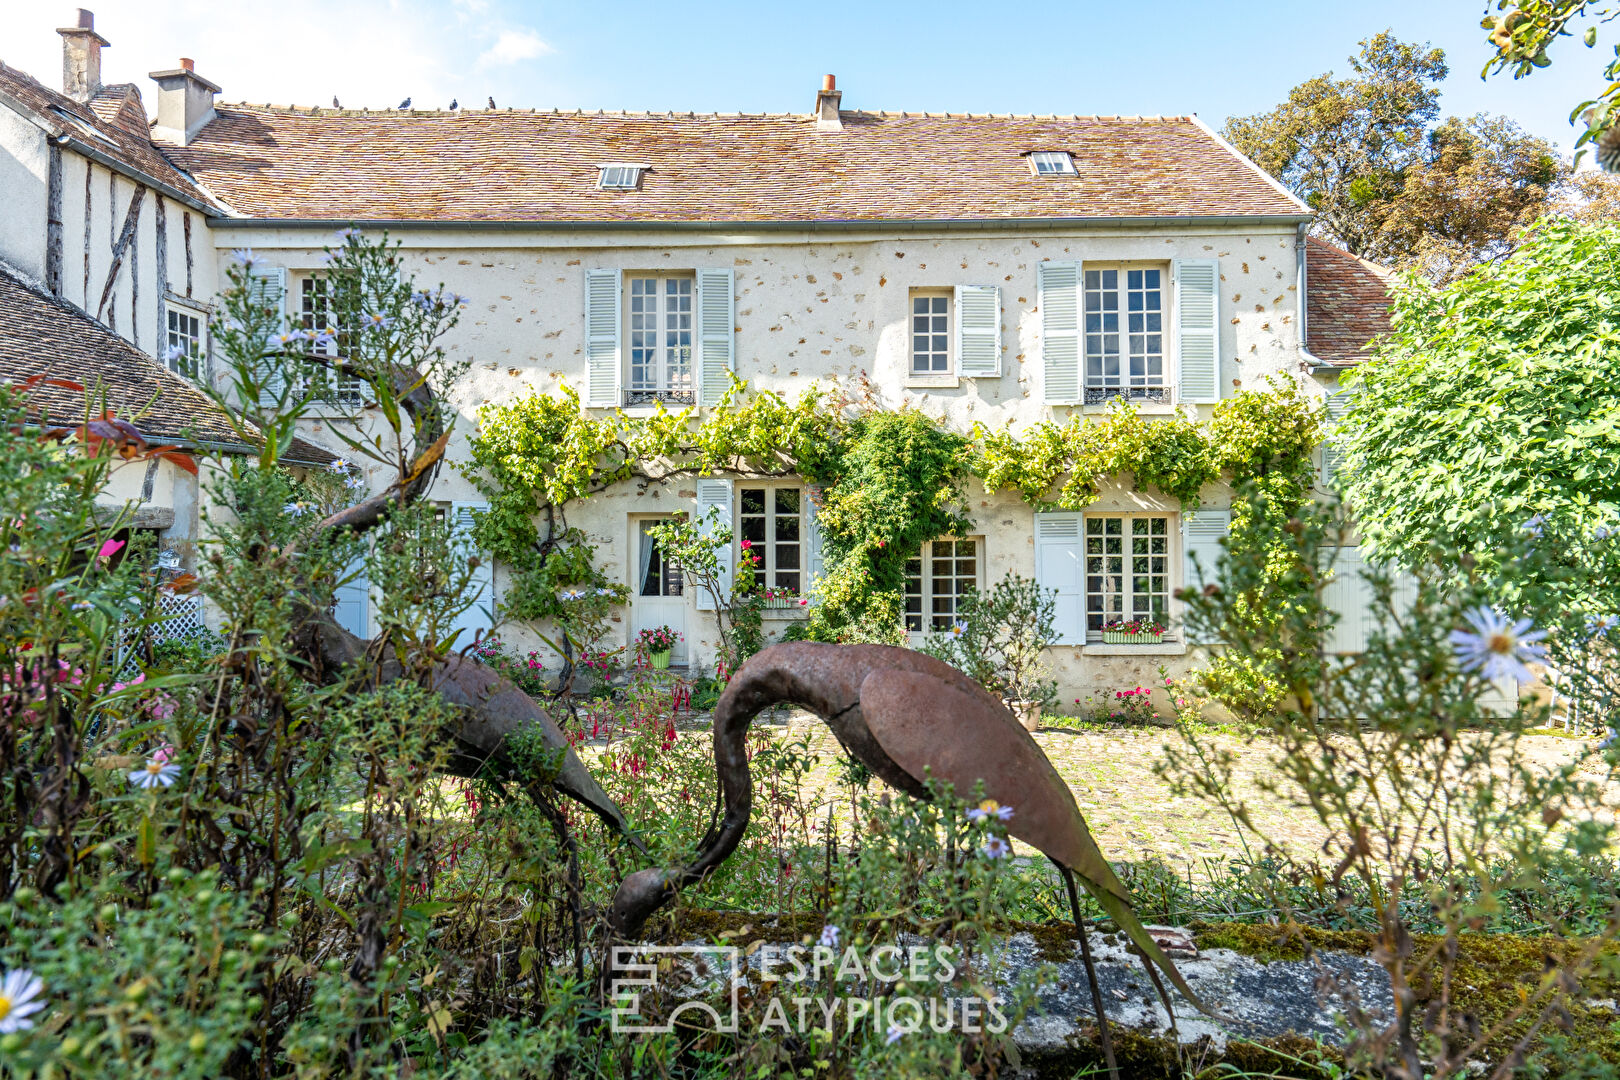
top-left (1099, 619), bottom-right (1167, 645)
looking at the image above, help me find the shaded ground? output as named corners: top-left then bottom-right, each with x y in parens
top-left (595, 707), bottom-right (1620, 869)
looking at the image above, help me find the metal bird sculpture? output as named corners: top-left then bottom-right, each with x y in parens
top-left (398, 96), bottom-right (412, 110)
top-left (609, 641), bottom-right (1207, 1074)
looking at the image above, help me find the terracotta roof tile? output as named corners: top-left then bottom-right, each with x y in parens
top-left (1306, 237), bottom-right (1394, 366)
top-left (0, 64), bottom-right (215, 208)
top-left (0, 263), bottom-right (335, 467)
top-left (166, 106), bottom-right (1308, 223)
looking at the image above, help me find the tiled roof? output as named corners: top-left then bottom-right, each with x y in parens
top-left (1306, 237), bottom-right (1394, 367)
top-left (0, 63), bottom-right (215, 208)
top-left (166, 106), bottom-right (1309, 223)
top-left (0, 263), bottom-right (334, 466)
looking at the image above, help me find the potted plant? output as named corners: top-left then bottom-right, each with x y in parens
top-left (1100, 618), bottom-right (1167, 645)
top-left (637, 625), bottom-right (681, 670)
top-left (918, 574), bottom-right (1058, 733)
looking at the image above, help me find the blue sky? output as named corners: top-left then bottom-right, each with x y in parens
top-left (0, 0), bottom-right (1604, 155)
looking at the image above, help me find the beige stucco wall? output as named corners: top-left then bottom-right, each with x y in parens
top-left (209, 222), bottom-right (1321, 703)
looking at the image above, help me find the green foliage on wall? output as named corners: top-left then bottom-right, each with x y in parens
top-left (463, 379), bottom-right (1321, 673)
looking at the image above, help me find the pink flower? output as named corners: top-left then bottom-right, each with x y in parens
top-left (799, 598), bottom-right (808, 606)
top-left (740, 539), bottom-right (752, 549)
top-left (96, 539), bottom-right (124, 562)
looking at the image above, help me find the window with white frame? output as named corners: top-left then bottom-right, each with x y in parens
top-left (625, 274), bottom-right (694, 405)
top-left (1085, 515), bottom-right (1171, 636)
top-left (299, 276), bottom-right (365, 410)
top-left (1084, 267), bottom-right (1166, 405)
top-left (164, 305), bottom-right (203, 380)
top-left (738, 485), bottom-right (803, 594)
top-left (598, 164), bottom-right (644, 190)
top-left (910, 290), bottom-right (951, 377)
top-left (904, 538), bottom-right (982, 633)
top-left (1028, 151), bottom-right (1076, 177)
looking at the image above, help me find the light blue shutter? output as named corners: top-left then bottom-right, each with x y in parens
top-left (584, 269), bottom-right (621, 407)
top-left (1321, 546), bottom-right (1373, 654)
top-left (1320, 384), bottom-right (1352, 489)
top-left (450, 501), bottom-right (495, 641)
top-left (247, 266), bottom-right (287, 407)
top-left (1182, 509), bottom-right (1229, 644)
top-left (694, 478), bottom-right (733, 611)
top-left (1034, 511), bottom-right (1084, 644)
top-left (332, 552), bottom-right (369, 638)
top-left (1039, 262), bottom-right (1080, 405)
top-left (1174, 258), bottom-right (1219, 403)
top-left (804, 484), bottom-right (824, 607)
top-left (696, 268), bottom-right (735, 407)
top-left (955, 284), bottom-right (1000, 377)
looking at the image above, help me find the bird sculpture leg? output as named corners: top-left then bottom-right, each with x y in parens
top-left (529, 780), bottom-right (586, 983)
top-left (608, 642), bottom-right (1209, 1031)
top-left (1060, 863), bottom-right (1119, 1080)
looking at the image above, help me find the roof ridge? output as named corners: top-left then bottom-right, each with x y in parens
top-left (214, 101), bottom-right (1197, 123)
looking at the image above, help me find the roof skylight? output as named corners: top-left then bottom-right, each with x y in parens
top-left (1028, 151), bottom-right (1076, 177)
top-left (597, 164), bottom-right (645, 191)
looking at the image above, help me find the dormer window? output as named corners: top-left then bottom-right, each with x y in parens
top-left (597, 164), bottom-right (645, 191)
top-left (1028, 151), bottom-right (1076, 177)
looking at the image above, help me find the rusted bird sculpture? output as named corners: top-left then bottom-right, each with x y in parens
top-left (609, 641), bottom-right (1206, 1073)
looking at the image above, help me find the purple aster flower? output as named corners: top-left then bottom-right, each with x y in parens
top-left (360, 311), bottom-right (394, 331)
top-left (980, 836), bottom-right (1012, 860)
top-left (885, 1024), bottom-right (905, 1045)
top-left (230, 248), bottom-right (258, 268)
top-left (1449, 606), bottom-right (1547, 683)
top-left (817, 924), bottom-right (840, 948)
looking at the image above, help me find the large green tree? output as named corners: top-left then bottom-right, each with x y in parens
top-left (1225, 33), bottom-right (1567, 280)
top-left (1338, 218), bottom-right (1620, 610)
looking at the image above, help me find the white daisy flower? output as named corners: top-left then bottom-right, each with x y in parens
top-left (817, 924), bottom-right (840, 949)
top-left (128, 756), bottom-right (181, 789)
top-left (0, 968), bottom-right (45, 1033)
top-left (283, 501), bottom-right (308, 517)
top-left (1449, 606), bottom-right (1548, 683)
top-left (328, 458), bottom-right (352, 474)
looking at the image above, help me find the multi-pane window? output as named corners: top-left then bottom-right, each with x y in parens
top-left (1029, 151), bottom-right (1076, 176)
top-left (1083, 267), bottom-right (1166, 405)
top-left (164, 306), bottom-right (202, 379)
top-left (637, 521), bottom-right (684, 597)
top-left (300, 277), bottom-right (364, 410)
top-left (626, 275), bottom-right (694, 405)
top-left (598, 165), bottom-right (643, 190)
top-left (904, 538), bottom-right (981, 633)
top-left (738, 486), bottom-right (802, 594)
top-left (1085, 516), bottom-right (1170, 635)
top-left (910, 291), bottom-right (950, 376)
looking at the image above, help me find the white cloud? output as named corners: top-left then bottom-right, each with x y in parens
top-left (0, 1), bottom-right (556, 112)
top-left (479, 27), bottom-right (552, 67)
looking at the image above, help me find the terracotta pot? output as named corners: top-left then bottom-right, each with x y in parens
top-left (1008, 699), bottom-right (1042, 732)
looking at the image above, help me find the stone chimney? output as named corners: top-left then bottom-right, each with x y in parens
top-left (148, 58), bottom-right (219, 145)
top-left (57, 9), bottom-right (109, 103)
top-left (815, 74), bottom-right (842, 132)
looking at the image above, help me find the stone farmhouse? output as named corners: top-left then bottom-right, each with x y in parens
top-left (0, 11), bottom-right (1396, 697)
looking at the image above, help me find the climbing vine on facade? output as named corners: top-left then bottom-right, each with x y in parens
top-left (462, 378), bottom-right (1321, 696)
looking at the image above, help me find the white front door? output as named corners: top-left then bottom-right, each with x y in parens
top-left (631, 518), bottom-right (688, 665)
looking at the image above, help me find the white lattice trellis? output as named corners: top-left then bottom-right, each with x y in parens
top-left (117, 592), bottom-right (209, 676)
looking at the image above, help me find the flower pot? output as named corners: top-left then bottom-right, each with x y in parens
top-left (1101, 631), bottom-right (1166, 645)
top-left (1008, 699), bottom-right (1042, 732)
top-left (649, 649), bottom-right (672, 670)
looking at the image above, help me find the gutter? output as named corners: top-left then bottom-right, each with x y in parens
top-left (208, 213), bottom-right (1314, 234)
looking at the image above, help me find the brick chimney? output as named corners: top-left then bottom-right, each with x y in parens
top-left (148, 58), bottom-right (219, 145)
top-left (815, 74), bottom-right (842, 132)
top-left (57, 9), bottom-right (109, 103)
